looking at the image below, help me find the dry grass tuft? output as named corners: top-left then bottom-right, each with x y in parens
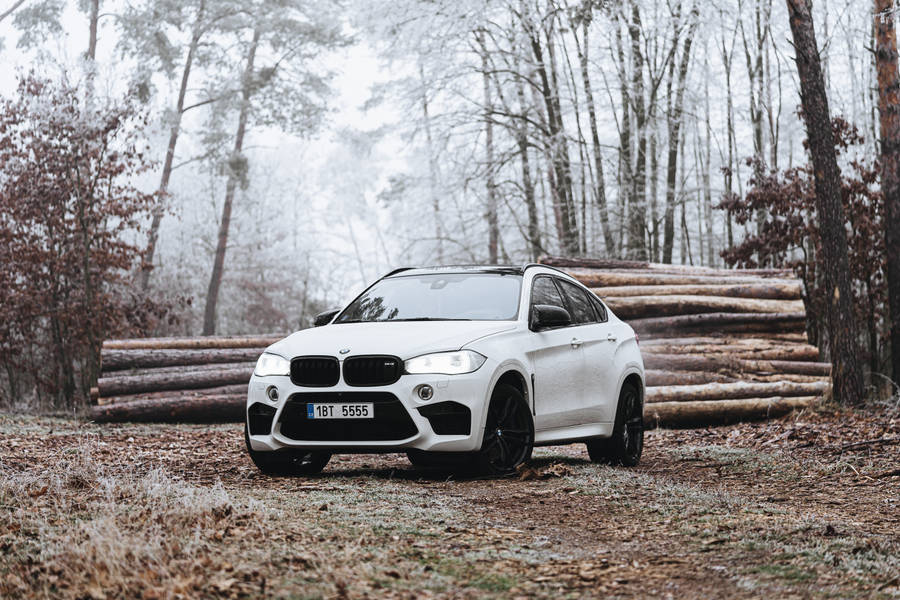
top-left (0, 441), bottom-right (266, 599)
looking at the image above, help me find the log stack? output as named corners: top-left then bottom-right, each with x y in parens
top-left (540, 256), bottom-right (830, 427)
top-left (90, 335), bottom-right (281, 423)
top-left (90, 258), bottom-right (829, 428)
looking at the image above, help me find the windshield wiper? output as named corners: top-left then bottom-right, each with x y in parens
top-left (387, 317), bottom-right (473, 322)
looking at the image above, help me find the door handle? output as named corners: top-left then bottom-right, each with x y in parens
top-left (570, 338), bottom-right (583, 348)
top-left (607, 333), bottom-right (617, 342)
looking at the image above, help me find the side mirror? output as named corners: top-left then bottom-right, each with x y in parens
top-left (313, 308), bottom-right (340, 327)
top-left (531, 304), bottom-right (571, 330)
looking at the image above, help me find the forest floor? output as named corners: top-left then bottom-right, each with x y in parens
top-left (0, 403), bottom-right (898, 599)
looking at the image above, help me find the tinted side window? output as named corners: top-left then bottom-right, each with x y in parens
top-left (590, 295), bottom-right (608, 322)
top-left (530, 276), bottom-right (566, 309)
top-left (557, 279), bottom-right (597, 324)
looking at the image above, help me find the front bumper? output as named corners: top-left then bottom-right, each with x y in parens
top-left (245, 363), bottom-right (496, 453)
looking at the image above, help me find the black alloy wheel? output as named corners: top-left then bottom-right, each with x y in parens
top-left (244, 422), bottom-right (331, 476)
top-left (586, 381), bottom-right (643, 466)
top-left (477, 383), bottom-right (534, 476)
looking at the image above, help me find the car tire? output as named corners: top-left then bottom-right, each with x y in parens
top-left (477, 383), bottom-right (534, 476)
top-left (406, 449), bottom-right (473, 470)
top-left (244, 422), bottom-right (331, 476)
top-left (586, 381), bottom-right (643, 467)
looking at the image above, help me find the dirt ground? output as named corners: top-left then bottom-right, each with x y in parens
top-left (1, 403), bottom-right (898, 599)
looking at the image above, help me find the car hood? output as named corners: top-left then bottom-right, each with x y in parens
top-left (266, 321), bottom-right (518, 360)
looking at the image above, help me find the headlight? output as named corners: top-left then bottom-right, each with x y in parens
top-left (404, 350), bottom-right (486, 375)
top-left (254, 353), bottom-right (290, 377)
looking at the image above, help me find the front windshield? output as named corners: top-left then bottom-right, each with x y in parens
top-left (335, 273), bottom-right (522, 323)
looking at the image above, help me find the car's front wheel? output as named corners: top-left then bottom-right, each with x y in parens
top-left (586, 381), bottom-right (643, 466)
top-left (477, 383), bottom-right (534, 476)
top-left (244, 422), bottom-right (331, 475)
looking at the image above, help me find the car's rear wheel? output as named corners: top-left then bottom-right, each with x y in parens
top-left (244, 422), bottom-right (331, 475)
top-left (586, 381), bottom-right (643, 466)
top-left (477, 383), bottom-right (534, 476)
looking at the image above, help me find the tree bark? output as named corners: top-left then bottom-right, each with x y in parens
top-left (515, 67), bottom-right (542, 261)
top-left (786, 0), bottom-right (864, 405)
top-left (627, 0), bottom-right (648, 260)
top-left (86, 0), bottom-right (99, 61)
top-left (104, 361), bottom-right (256, 378)
top-left (141, 0), bottom-right (206, 291)
top-left (103, 335), bottom-right (281, 350)
top-left (203, 28), bottom-right (260, 335)
top-left (97, 366), bottom-right (253, 397)
top-left (577, 20), bottom-right (614, 257)
top-left (874, 0), bottom-right (900, 384)
top-left (420, 63), bottom-right (444, 264)
top-left (101, 347), bottom-right (262, 372)
top-left (662, 4), bottom-right (700, 263)
top-left (479, 33), bottom-right (499, 263)
top-left (645, 381), bottom-right (828, 403)
top-left (602, 295), bottom-right (804, 319)
top-left (628, 311), bottom-right (807, 334)
top-left (645, 396), bottom-right (817, 428)
top-left (644, 370), bottom-right (741, 387)
top-left (529, 27), bottom-right (578, 254)
top-left (567, 270), bottom-right (796, 288)
top-left (642, 352), bottom-right (830, 375)
top-left (89, 394), bottom-right (246, 423)
top-left (97, 384), bottom-right (248, 406)
top-left (642, 343), bottom-right (820, 362)
top-left (595, 282), bottom-right (803, 299)
top-left (541, 255), bottom-right (792, 276)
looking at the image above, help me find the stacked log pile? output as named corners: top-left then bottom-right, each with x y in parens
top-left (540, 256), bottom-right (830, 426)
top-left (90, 336), bottom-right (281, 423)
top-left (91, 258), bottom-right (829, 427)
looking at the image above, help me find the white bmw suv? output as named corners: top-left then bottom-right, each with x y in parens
top-left (245, 264), bottom-right (644, 476)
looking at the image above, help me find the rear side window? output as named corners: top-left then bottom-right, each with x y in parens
top-left (530, 276), bottom-right (566, 310)
top-left (590, 295), bottom-right (608, 322)
top-left (557, 279), bottom-right (598, 324)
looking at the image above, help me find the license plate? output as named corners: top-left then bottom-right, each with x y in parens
top-left (307, 403), bottom-right (374, 419)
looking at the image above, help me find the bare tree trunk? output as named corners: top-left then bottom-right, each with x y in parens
top-left (86, 0), bottom-right (99, 61)
top-left (662, 4), bottom-right (699, 264)
top-left (530, 23), bottom-right (578, 255)
top-left (721, 25), bottom-right (738, 250)
top-left (650, 125), bottom-right (660, 263)
top-left (141, 0), bottom-right (206, 291)
top-left (577, 20), bottom-right (614, 257)
top-left (702, 49), bottom-right (715, 266)
top-left (419, 64), bottom-right (444, 264)
top-left (202, 28), bottom-right (260, 336)
top-left (478, 34), bottom-right (499, 263)
top-left (615, 18), bottom-right (632, 255)
top-left (627, 0), bottom-right (649, 260)
top-left (740, 0), bottom-right (773, 253)
top-left (874, 0), bottom-right (900, 384)
top-left (514, 55), bottom-right (543, 259)
top-left (786, 0), bottom-right (864, 405)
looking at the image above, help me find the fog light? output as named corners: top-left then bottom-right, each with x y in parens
top-left (417, 384), bottom-right (434, 401)
top-left (266, 386), bottom-right (279, 401)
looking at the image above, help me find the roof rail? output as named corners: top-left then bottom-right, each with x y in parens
top-left (382, 267), bottom-right (416, 278)
top-left (522, 262), bottom-right (571, 277)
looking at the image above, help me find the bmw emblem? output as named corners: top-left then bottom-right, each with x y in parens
top-left (339, 348), bottom-right (350, 354)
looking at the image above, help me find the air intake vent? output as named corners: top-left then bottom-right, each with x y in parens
top-left (342, 355), bottom-right (402, 386)
top-left (290, 356), bottom-right (339, 387)
top-left (279, 392), bottom-right (418, 441)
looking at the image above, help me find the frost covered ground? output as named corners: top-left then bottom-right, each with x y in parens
top-left (1, 405), bottom-right (898, 599)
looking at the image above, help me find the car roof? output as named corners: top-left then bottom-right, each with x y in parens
top-left (383, 264), bottom-right (571, 278)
